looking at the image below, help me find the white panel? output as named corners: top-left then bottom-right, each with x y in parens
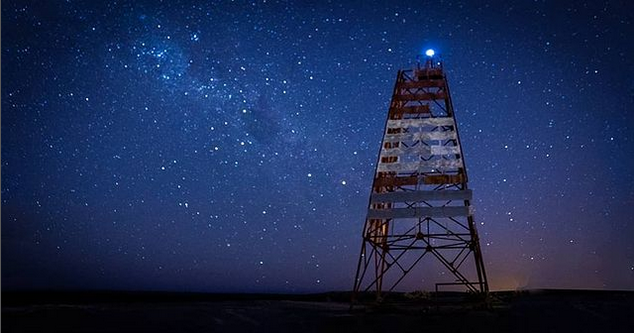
top-left (387, 117), bottom-right (454, 129)
top-left (380, 145), bottom-right (460, 158)
top-left (367, 206), bottom-right (470, 219)
top-left (430, 145), bottom-right (461, 155)
top-left (383, 133), bottom-right (417, 142)
top-left (377, 159), bottom-right (463, 172)
top-left (380, 145), bottom-right (431, 158)
top-left (384, 131), bottom-right (457, 142)
top-left (419, 132), bottom-right (457, 141)
top-left (371, 190), bottom-right (473, 202)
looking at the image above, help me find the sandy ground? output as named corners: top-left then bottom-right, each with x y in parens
top-left (2, 290), bottom-right (634, 332)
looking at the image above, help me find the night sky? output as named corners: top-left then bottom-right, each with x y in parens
top-left (2, 1), bottom-right (633, 293)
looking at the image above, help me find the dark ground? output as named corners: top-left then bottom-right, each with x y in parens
top-left (2, 290), bottom-right (634, 332)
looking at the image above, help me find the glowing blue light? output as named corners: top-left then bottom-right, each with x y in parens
top-left (425, 49), bottom-right (435, 57)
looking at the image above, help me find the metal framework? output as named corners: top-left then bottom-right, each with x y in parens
top-left (352, 55), bottom-right (488, 302)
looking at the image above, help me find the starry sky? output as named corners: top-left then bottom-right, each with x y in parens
top-left (2, 1), bottom-right (633, 293)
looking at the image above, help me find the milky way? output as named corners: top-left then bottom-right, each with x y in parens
top-left (2, 1), bottom-right (633, 292)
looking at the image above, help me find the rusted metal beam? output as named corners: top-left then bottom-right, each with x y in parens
top-left (373, 176), bottom-right (418, 187)
top-left (423, 174), bottom-right (464, 184)
top-left (393, 92), bottom-right (447, 101)
top-left (389, 105), bottom-right (431, 115)
top-left (397, 80), bottom-right (445, 89)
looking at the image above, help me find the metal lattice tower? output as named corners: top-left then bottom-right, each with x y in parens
top-left (352, 53), bottom-right (488, 302)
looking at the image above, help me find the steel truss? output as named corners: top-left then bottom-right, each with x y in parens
top-left (352, 58), bottom-right (489, 302)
